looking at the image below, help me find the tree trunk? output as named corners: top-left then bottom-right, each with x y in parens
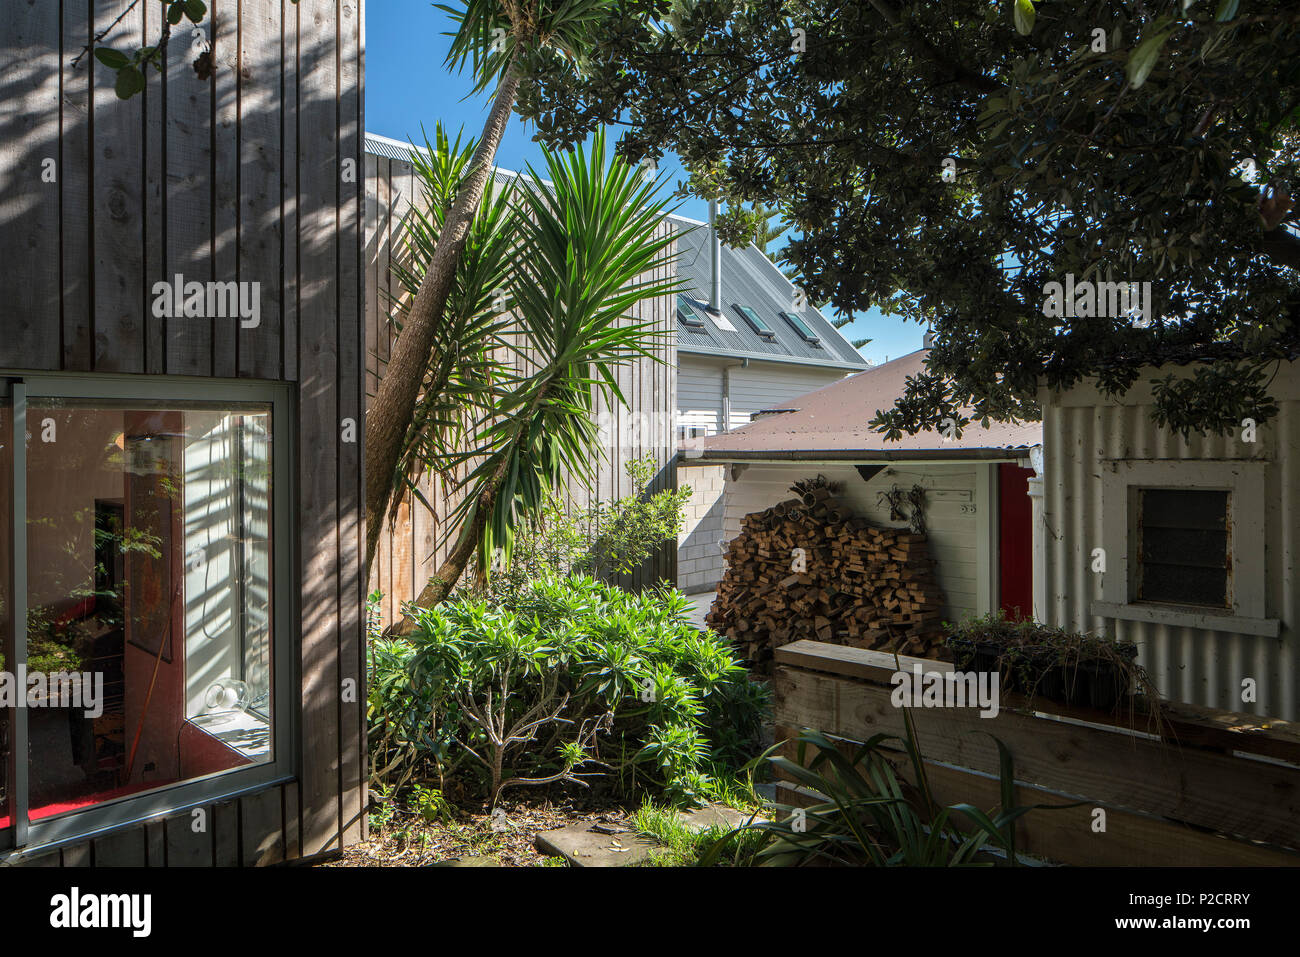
top-left (364, 63), bottom-right (522, 583)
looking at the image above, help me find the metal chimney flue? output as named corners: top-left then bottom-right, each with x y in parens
top-left (709, 199), bottom-right (722, 313)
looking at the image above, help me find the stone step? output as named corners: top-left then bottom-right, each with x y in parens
top-left (535, 804), bottom-right (766, 866)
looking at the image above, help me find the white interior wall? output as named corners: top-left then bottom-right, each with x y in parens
top-left (183, 413), bottom-right (272, 719)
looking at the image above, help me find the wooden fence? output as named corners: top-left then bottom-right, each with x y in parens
top-left (362, 143), bottom-right (678, 623)
top-left (773, 640), bottom-right (1300, 866)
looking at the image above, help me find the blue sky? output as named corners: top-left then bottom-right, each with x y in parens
top-left (365, 2), bottom-right (922, 364)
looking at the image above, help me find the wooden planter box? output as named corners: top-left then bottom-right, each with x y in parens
top-left (772, 639), bottom-right (1300, 866)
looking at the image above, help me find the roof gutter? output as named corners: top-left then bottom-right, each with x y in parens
top-left (678, 447), bottom-right (1036, 465)
top-left (678, 345), bottom-right (869, 373)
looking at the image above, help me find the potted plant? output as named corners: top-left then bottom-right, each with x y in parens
top-left (945, 613), bottom-right (1143, 713)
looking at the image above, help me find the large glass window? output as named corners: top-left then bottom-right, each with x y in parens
top-left (1, 389), bottom-right (279, 836)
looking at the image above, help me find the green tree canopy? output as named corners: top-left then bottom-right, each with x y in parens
top-left (516, 0), bottom-right (1299, 437)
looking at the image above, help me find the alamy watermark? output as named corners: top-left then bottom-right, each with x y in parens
top-left (890, 663), bottom-right (1000, 718)
top-left (50, 887), bottom-right (151, 937)
top-left (151, 274), bottom-right (261, 328)
top-left (1042, 274), bottom-right (1153, 328)
top-left (0, 668), bottom-right (104, 718)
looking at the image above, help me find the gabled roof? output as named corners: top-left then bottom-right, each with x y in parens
top-left (668, 214), bottom-right (870, 372)
top-left (689, 350), bottom-right (1041, 461)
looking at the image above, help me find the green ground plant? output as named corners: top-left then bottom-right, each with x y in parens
top-left (701, 722), bottom-right (1075, 867)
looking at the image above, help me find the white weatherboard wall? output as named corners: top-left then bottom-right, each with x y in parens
top-left (1041, 362), bottom-right (1300, 720)
top-left (718, 462), bottom-right (998, 624)
top-left (676, 355), bottom-right (853, 591)
top-left (676, 355), bottom-right (850, 433)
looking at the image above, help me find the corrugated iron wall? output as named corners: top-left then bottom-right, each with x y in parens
top-left (1040, 367), bottom-right (1299, 720)
top-left (362, 145), bottom-right (677, 625)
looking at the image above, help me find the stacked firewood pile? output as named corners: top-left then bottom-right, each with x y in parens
top-left (705, 480), bottom-right (949, 672)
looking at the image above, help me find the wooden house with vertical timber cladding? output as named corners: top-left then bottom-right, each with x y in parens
top-left (0, 0), bottom-right (366, 864)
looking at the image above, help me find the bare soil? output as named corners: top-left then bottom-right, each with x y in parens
top-left (320, 789), bottom-right (637, 867)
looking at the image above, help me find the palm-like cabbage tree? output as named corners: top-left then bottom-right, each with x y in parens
top-left (364, 0), bottom-right (613, 578)
top-left (374, 123), bottom-right (517, 565)
top-left (390, 129), bottom-right (680, 630)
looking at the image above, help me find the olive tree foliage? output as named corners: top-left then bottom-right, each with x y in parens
top-left (515, 0), bottom-right (1300, 437)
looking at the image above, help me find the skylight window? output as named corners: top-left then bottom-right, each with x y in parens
top-left (780, 310), bottom-right (821, 344)
top-left (677, 295), bottom-right (706, 328)
top-left (734, 304), bottom-right (776, 339)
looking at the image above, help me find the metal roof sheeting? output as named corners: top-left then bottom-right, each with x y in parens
top-left (692, 349), bottom-right (1041, 459)
top-left (669, 216), bottom-right (869, 370)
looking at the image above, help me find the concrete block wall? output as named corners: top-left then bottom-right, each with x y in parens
top-left (677, 464), bottom-right (727, 593)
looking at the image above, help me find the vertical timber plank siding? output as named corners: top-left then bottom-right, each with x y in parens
top-left (214, 799), bottom-right (240, 865)
top-left (280, 0), bottom-right (301, 382)
top-left (165, 807), bottom-right (214, 866)
top-left (164, 0), bottom-right (214, 375)
top-left (90, 0), bottom-right (144, 371)
top-left (91, 0), bottom-right (145, 372)
top-left (0, 0), bottom-right (61, 370)
top-left (3, 1), bottom-right (363, 866)
top-left (297, 0), bottom-right (342, 858)
top-left (239, 0), bottom-right (285, 379)
top-left (93, 828), bottom-right (148, 866)
top-left (337, 0), bottom-right (366, 847)
top-left (211, 0), bottom-right (240, 378)
top-left (142, 0), bottom-right (167, 374)
top-left (61, 2), bottom-right (94, 371)
top-left (241, 785), bottom-right (286, 865)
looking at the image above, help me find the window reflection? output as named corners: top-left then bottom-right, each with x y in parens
top-left (25, 402), bottom-right (272, 820)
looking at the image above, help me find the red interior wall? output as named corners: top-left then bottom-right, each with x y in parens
top-left (998, 464), bottom-right (1035, 620)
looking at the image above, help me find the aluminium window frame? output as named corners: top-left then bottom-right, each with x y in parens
top-left (0, 372), bottom-right (296, 853)
top-left (676, 295), bottom-right (707, 328)
top-left (733, 304), bottom-right (777, 339)
top-left (779, 310), bottom-right (821, 345)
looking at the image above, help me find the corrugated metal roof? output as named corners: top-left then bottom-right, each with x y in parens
top-left (692, 349), bottom-right (1042, 458)
top-left (669, 215), bottom-right (870, 371)
top-left (364, 133), bottom-right (869, 373)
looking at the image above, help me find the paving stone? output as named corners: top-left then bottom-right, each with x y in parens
top-left (535, 823), bottom-right (659, 867)
top-left (426, 855), bottom-right (502, 867)
top-left (676, 803), bottom-right (766, 833)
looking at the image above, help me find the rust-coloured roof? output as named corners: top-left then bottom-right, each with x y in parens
top-left (691, 350), bottom-right (1042, 460)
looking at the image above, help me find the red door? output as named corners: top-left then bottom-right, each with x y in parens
top-left (998, 464), bottom-right (1034, 621)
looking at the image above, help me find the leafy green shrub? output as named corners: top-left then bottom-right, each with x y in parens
top-left (368, 590), bottom-right (458, 793)
top-left (381, 575), bottom-right (767, 805)
top-left (487, 454), bottom-right (691, 596)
